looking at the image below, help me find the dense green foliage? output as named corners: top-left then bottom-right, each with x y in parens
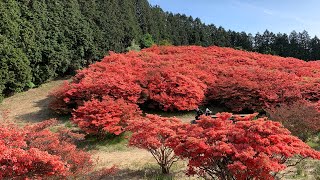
top-left (1, 0), bottom-right (320, 100)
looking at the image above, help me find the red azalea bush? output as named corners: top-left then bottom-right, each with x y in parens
top-left (127, 114), bottom-right (182, 174)
top-left (266, 100), bottom-right (320, 141)
top-left (50, 46), bottom-right (320, 114)
top-left (145, 68), bottom-right (206, 111)
top-left (50, 52), bottom-right (146, 114)
top-left (209, 66), bottom-right (302, 111)
top-left (49, 81), bottom-right (74, 114)
top-left (0, 118), bottom-right (93, 179)
top-left (300, 77), bottom-right (320, 102)
top-left (72, 96), bottom-right (141, 136)
top-left (168, 114), bottom-right (320, 180)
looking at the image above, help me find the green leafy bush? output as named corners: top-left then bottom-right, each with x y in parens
top-left (141, 34), bottom-right (155, 48)
top-left (126, 39), bottom-right (141, 52)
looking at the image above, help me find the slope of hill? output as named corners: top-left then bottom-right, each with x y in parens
top-left (51, 45), bottom-right (320, 114)
top-left (1, 46), bottom-right (320, 179)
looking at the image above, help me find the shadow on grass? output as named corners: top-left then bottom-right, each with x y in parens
top-left (15, 97), bottom-right (63, 122)
top-left (139, 102), bottom-right (233, 124)
top-left (77, 132), bottom-right (130, 152)
top-left (14, 96), bottom-right (72, 124)
top-left (7, 76), bottom-right (71, 123)
top-left (99, 167), bottom-right (175, 180)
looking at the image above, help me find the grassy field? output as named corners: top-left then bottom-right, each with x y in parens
top-left (1, 79), bottom-right (319, 180)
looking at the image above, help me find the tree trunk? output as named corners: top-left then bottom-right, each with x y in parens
top-left (161, 165), bottom-right (170, 174)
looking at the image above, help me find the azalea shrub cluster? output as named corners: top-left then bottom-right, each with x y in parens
top-left (50, 46), bottom-right (320, 136)
top-left (130, 114), bottom-right (319, 179)
top-left (72, 96), bottom-right (141, 136)
top-left (173, 114), bottom-right (320, 179)
top-left (266, 100), bottom-right (320, 141)
top-left (51, 46), bottom-right (320, 113)
top-left (0, 118), bottom-right (93, 179)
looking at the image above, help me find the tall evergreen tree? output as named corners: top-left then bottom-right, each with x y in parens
top-left (0, 0), bottom-right (32, 98)
top-left (135, 0), bottom-right (152, 34)
top-left (118, 0), bottom-right (142, 48)
top-left (60, 0), bottom-right (96, 71)
top-left (215, 26), bottom-right (231, 47)
top-left (289, 31), bottom-right (300, 58)
top-left (298, 30), bottom-right (311, 60)
top-left (273, 33), bottom-right (289, 57)
top-left (0, 35), bottom-right (31, 100)
top-left (310, 36), bottom-right (320, 60)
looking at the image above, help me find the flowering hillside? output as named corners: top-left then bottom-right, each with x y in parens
top-left (51, 46), bottom-right (320, 113)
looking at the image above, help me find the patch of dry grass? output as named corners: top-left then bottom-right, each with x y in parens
top-left (0, 78), bottom-right (69, 123)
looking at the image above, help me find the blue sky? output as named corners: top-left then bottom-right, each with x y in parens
top-left (148, 0), bottom-right (320, 37)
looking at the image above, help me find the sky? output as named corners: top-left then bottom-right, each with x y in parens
top-left (148, 0), bottom-right (320, 37)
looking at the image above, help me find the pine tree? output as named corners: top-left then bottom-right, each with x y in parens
top-left (0, 0), bottom-right (32, 99)
top-left (118, 0), bottom-right (142, 48)
top-left (135, 0), bottom-right (152, 34)
top-left (298, 30), bottom-right (311, 60)
top-left (289, 31), bottom-right (300, 58)
top-left (273, 33), bottom-right (289, 57)
top-left (310, 36), bottom-right (320, 60)
top-left (61, 0), bottom-right (96, 72)
top-left (0, 35), bottom-right (31, 100)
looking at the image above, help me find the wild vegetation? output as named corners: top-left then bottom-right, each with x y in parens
top-left (1, 0), bottom-right (320, 100)
top-left (0, 117), bottom-right (92, 179)
top-left (51, 46), bottom-right (320, 113)
top-left (45, 45), bottom-right (320, 179)
top-left (266, 101), bottom-right (320, 141)
top-left (1, 0), bottom-right (320, 179)
top-left (169, 114), bottom-right (320, 179)
top-left (72, 96), bottom-right (141, 136)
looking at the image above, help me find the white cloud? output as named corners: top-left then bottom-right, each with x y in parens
top-left (263, 9), bottom-right (274, 15)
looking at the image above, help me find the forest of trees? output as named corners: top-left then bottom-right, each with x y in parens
top-left (1, 0), bottom-right (320, 100)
